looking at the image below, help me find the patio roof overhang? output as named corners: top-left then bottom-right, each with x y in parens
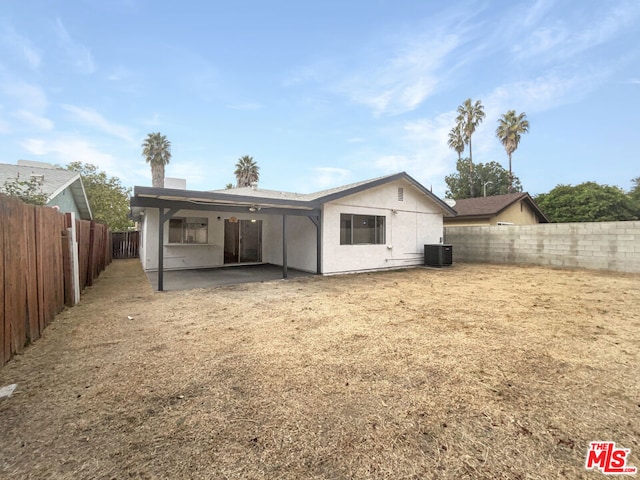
top-left (130, 186), bottom-right (322, 291)
top-left (131, 186), bottom-right (321, 218)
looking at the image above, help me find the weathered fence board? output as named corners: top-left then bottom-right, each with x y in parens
top-left (25, 205), bottom-right (39, 343)
top-left (0, 194), bottom-right (112, 367)
top-left (0, 194), bottom-right (4, 365)
top-left (112, 231), bottom-right (139, 259)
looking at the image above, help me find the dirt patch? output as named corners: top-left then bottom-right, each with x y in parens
top-left (1, 259), bottom-right (639, 479)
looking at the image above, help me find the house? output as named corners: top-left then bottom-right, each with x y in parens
top-left (443, 192), bottom-right (548, 227)
top-left (130, 172), bottom-right (456, 290)
top-left (0, 160), bottom-right (92, 220)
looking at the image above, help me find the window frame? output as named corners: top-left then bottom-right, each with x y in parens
top-left (339, 213), bottom-right (386, 245)
top-left (168, 216), bottom-right (209, 244)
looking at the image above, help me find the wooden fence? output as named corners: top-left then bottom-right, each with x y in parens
top-left (112, 231), bottom-right (139, 259)
top-left (1, 194), bottom-right (111, 367)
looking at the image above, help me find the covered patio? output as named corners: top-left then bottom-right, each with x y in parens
top-left (144, 263), bottom-right (313, 291)
top-left (130, 185), bottom-right (322, 291)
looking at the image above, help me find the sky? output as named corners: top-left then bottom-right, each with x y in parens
top-left (1, 0), bottom-right (639, 198)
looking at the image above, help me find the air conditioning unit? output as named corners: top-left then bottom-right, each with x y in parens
top-left (424, 244), bottom-right (453, 267)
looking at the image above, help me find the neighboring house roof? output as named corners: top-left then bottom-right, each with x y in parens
top-left (450, 192), bottom-right (548, 222)
top-left (0, 161), bottom-right (92, 219)
top-left (134, 172), bottom-right (457, 217)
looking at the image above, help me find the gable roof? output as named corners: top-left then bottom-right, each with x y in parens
top-left (134, 172), bottom-right (456, 217)
top-left (451, 192), bottom-right (548, 222)
top-left (310, 172), bottom-right (457, 215)
top-left (0, 162), bottom-right (92, 219)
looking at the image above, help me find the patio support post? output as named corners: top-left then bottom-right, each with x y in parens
top-left (282, 214), bottom-right (288, 279)
top-left (317, 215), bottom-right (322, 274)
top-left (308, 214), bottom-right (322, 275)
top-left (158, 208), bottom-right (164, 291)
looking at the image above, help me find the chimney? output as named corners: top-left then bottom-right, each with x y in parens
top-left (164, 177), bottom-right (187, 190)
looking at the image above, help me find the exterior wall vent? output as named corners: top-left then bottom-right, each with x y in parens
top-left (398, 187), bottom-right (404, 201)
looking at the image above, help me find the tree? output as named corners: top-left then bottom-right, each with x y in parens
top-left (0, 176), bottom-right (48, 205)
top-left (142, 132), bottom-right (171, 188)
top-left (535, 182), bottom-right (638, 223)
top-left (630, 176), bottom-right (640, 203)
top-left (447, 123), bottom-right (465, 161)
top-left (64, 162), bottom-right (133, 231)
top-left (225, 183), bottom-right (234, 190)
top-left (496, 110), bottom-right (529, 192)
top-left (234, 155), bottom-right (259, 188)
top-left (455, 98), bottom-right (485, 196)
top-left (445, 158), bottom-right (522, 199)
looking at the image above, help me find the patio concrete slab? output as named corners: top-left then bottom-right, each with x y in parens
top-left (145, 264), bottom-right (313, 291)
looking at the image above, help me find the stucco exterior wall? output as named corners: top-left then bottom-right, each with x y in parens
top-left (322, 179), bottom-right (444, 274)
top-left (142, 209), bottom-right (276, 271)
top-left (444, 221), bottom-right (640, 273)
top-left (264, 215), bottom-right (318, 273)
top-left (138, 179), bottom-right (447, 275)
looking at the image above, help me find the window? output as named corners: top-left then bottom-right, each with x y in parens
top-left (168, 217), bottom-right (208, 244)
top-left (340, 214), bottom-right (385, 245)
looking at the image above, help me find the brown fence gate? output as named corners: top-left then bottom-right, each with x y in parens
top-left (112, 231), bottom-right (140, 259)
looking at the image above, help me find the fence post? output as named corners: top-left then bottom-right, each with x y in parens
top-left (86, 221), bottom-right (96, 286)
top-left (63, 213), bottom-right (80, 305)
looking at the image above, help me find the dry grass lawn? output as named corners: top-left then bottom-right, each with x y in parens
top-left (1, 259), bottom-right (639, 479)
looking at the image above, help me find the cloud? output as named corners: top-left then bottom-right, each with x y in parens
top-left (375, 112), bottom-right (456, 176)
top-left (512, 1), bottom-right (640, 62)
top-left (0, 23), bottom-right (42, 69)
top-left (54, 17), bottom-right (95, 74)
top-left (0, 81), bottom-right (48, 112)
top-left (284, 8), bottom-right (472, 118)
top-left (61, 104), bottom-right (135, 142)
top-left (14, 110), bottom-right (54, 130)
top-left (338, 33), bottom-right (460, 117)
top-left (20, 136), bottom-right (119, 174)
top-left (484, 71), bottom-right (607, 117)
top-left (521, 0), bottom-right (556, 28)
top-left (0, 81), bottom-right (52, 131)
top-left (312, 167), bottom-right (351, 189)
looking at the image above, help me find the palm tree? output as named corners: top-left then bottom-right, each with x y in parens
top-left (496, 110), bottom-right (529, 192)
top-left (456, 98), bottom-right (485, 196)
top-left (234, 155), bottom-right (259, 188)
top-left (142, 132), bottom-right (172, 188)
top-left (447, 123), bottom-right (465, 161)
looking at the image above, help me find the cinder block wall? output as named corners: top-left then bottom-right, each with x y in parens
top-left (444, 221), bottom-right (640, 273)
